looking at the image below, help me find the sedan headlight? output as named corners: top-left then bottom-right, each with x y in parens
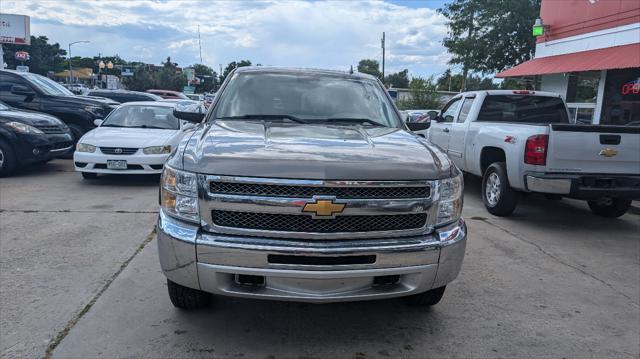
top-left (6, 121), bottom-right (44, 134)
top-left (143, 145), bottom-right (172, 155)
top-left (76, 143), bottom-right (96, 153)
top-left (161, 166), bottom-right (199, 222)
top-left (435, 173), bottom-right (463, 227)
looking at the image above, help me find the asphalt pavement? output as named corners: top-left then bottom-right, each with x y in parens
top-left (1, 159), bottom-right (638, 359)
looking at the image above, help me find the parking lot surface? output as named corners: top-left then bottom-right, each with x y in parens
top-left (1, 159), bottom-right (639, 358)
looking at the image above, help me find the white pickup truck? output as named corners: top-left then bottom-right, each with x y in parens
top-left (427, 90), bottom-right (640, 217)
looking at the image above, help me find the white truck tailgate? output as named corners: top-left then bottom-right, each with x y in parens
top-left (546, 124), bottom-right (640, 174)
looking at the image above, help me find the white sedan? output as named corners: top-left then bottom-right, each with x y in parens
top-left (74, 102), bottom-right (196, 179)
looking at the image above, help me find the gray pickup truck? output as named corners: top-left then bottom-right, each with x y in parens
top-left (158, 67), bottom-right (466, 309)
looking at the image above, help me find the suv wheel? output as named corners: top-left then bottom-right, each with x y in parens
top-left (482, 162), bottom-right (519, 216)
top-left (587, 198), bottom-right (631, 218)
top-left (404, 286), bottom-right (446, 307)
top-left (0, 140), bottom-right (16, 177)
top-left (167, 279), bottom-right (211, 310)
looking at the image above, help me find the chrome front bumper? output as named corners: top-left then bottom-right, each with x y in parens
top-left (157, 210), bottom-right (467, 303)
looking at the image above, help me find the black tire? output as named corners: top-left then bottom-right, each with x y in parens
top-left (588, 198), bottom-right (631, 218)
top-left (167, 279), bottom-right (211, 309)
top-left (0, 139), bottom-right (17, 177)
top-left (482, 162), bottom-right (519, 216)
top-left (404, 286), bottom-right (446, 307)
top-left (81, 172), bottom-right (98, 180)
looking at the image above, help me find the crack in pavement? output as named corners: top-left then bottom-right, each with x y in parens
top-left (42, 227), bottom-right (157, 359)
top-left (475, 218), bottom-right (639, 308)
top-left (0, 209), bottom-right (158, 214)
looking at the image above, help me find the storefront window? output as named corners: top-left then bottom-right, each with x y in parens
top-left (566, 71), bottom-right (599, 124)
top-left (601, 68), bottom-right (640, 126)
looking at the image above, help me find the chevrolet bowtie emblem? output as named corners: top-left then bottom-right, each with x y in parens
top-left (302, 199), bottom-right (345, 218)
top-left (599, 148), bottom-right (618, 157)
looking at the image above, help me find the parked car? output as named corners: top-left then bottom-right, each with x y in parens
top-left (158, 67), bottom-right (465, 310)
top-left (0, 70), bottom-right (117, 143)
top-left (145, 89), bottom-right (189, 100)
top-left (0, 101), bottom-right (74, 176)
top-left (185, 93), bottom-right (204, 101)
top-left (67, 83), bottom-right (89, 95)
top-left (74, 102), bottom-right (195, 179)
top-left (203, 92), bottom-right (216, 108)
top-left (427, 90), bottom-right (640, 217)
top-left (86, 90), bottom-right (162, 103)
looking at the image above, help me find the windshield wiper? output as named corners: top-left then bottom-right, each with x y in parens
top-left (217, 114), bottom-right (307, 124)
top-left (323, 118), bottom-right (385, 126)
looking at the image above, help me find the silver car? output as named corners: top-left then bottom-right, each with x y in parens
top-left (157, 67), bottom-right (467, 309)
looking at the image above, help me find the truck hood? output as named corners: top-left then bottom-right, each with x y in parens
top-left (180, 121), bottom-right (454, 180)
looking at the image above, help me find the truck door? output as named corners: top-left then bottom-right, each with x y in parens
top-left (429, 96), bottom-right (462, 152)
top-left (447, 96), bottom-right (475, 168)
top-left (0, 73), bottom-right (41, 112)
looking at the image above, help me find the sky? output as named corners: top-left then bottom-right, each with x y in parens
top-left (4, 0), bottom-right (455, 78)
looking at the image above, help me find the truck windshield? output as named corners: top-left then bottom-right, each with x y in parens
top-left (214, 72), bottom-right (401, 127)
top-left (477, 95), bottom-right (569, 124)
top-left (21, 73), bottom-right (74, 96)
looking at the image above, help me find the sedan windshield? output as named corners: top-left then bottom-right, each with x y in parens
top-left (102, 105), bottom-right (180, 130)
top-left (214, 72), bottom-right (401, 127)
top-left (22, 73), bottom-right (74, 96)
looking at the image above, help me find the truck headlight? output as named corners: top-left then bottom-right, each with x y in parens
top-left (84, 105), bottom-right (105, 117)
top-left (6, 121), bottom-right (44, 134)
top-left (435, 173), bottom-right (463, 227)
top-left (161, 166), bottom-right (199, 223)
top-left (143, 145), bottom-right (172, 155)
top-left (76, 143), bottom-right (96, 153)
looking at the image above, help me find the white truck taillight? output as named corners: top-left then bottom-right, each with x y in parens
top-left (524, 134), bottom-right (548, 165)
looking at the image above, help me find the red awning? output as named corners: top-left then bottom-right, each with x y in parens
top-left (496, 43), bottom-right (640, 78)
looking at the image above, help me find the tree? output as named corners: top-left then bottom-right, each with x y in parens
top-left (122, 65), bottom-right (156, 91)
top-left (219, 60), bottom-right (252, 84)
top-left (396, 76), bottom-right (442, 110)
top-left (3, 35), bottom-right (67, 75)
top-left (436, 70), bottom-right (497, 91)
top-left (190, 64), bottom-right (218, 93)
top-left (156, 57), bottom-right (186, 90)
top-left (385, 69), bottom-right (410, 88)
top-left (439, 0), bottom-right (540, 89)
top-left (357, 59), bottom-right (381, 79)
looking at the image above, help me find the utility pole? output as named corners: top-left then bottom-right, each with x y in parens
top-left (68, 40), bottom-right (90, 84)
top-left (381, 32), bottom-right (385, 82)
top-left (197, 25), bottom-right (203, 64)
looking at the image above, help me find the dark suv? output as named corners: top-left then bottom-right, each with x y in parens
top-left (86, 89), bottom-right (162, 103)
top-left (0, 70), bottom-right (117, 142)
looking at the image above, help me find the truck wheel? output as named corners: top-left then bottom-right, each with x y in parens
top-left (482, 162), bottom-right (519, 216)
top-left (404, 286), bottom-right (446, 307)
top-left (587, 198), bottom-right (631, 218)
top-left (81, 172), bottom-right (98, 180)
top-left (0, 140), bottom-right (17, 177)
top-left (167, 279), bottom-right (211, 309)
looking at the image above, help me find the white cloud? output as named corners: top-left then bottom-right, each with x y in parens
top-left (5, 0), bottom-right (451, 77)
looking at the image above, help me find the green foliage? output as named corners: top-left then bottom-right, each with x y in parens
top-left (156, 57), bottom-right (186, 91)
top-left (3, 36), bottom-right (67, 75)
top-left (396, 76), bottom-right (442, 110)
top-left (121, 65), bottom-right (155, 91)
top-left (357, 59), bottom-right (381, 79)
top-left (436, 69), bottom-right (497, 91)
top-left (219, 60), bottom-right (252, 84)
top-left (385, 69), bottom-right (410, 88)
top-left (190, 63), bottom-right (218, 93)
top-left (439, 0), bottom-right (540, 74)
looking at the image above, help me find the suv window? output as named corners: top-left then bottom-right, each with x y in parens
top-left (0, 74), bottom-right (31, 103)
top-left (440, 98), bottom-right (462, 123)
top-left (477, 95), bottom-right (569, 123)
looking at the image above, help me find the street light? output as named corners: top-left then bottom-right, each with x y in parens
top-left (68, 40), bottom-right (90, 84)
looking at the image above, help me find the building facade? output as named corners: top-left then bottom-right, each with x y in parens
top-left (497, 0), bottom-right (640, 125)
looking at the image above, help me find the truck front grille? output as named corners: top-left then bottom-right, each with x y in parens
top-left (212, 211), bottom-right (427, 233)
top-left (209, 182), bottom-right (430, 199)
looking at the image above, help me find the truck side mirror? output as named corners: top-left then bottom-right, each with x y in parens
top-left (174, 109), bottom-right (205, 123)
top-left (407, 122), bottom-right (430, 131)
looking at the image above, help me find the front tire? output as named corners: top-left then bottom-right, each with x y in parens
top-left (0, 139), bottom-right (17, 177)
top-left (404, 286), bottom-right (446, 307)
top-left (167, 279), bottom-right (211, 310)
top-left (482, 162), bottom-right (519, 216)
top-left (81, 172), bottom-right (98, 180)
top-left (588, 198), bottom-right (631, 218)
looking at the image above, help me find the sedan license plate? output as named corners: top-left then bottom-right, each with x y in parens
top-left (107, 160), bottom-right (127, 170)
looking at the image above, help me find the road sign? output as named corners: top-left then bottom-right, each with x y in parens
top-left (0, 14), bottom-right (31, 45)
top-left (16, 65), bottom-right (28, 72)
top-left (183, 86), bottom-right (195, 94)
top-left (106, 75), bottom-right (118, 90)
top-left (121, 67), bottom-right (134, 77)
top-left (184, 68), bottom-right (195, 82)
